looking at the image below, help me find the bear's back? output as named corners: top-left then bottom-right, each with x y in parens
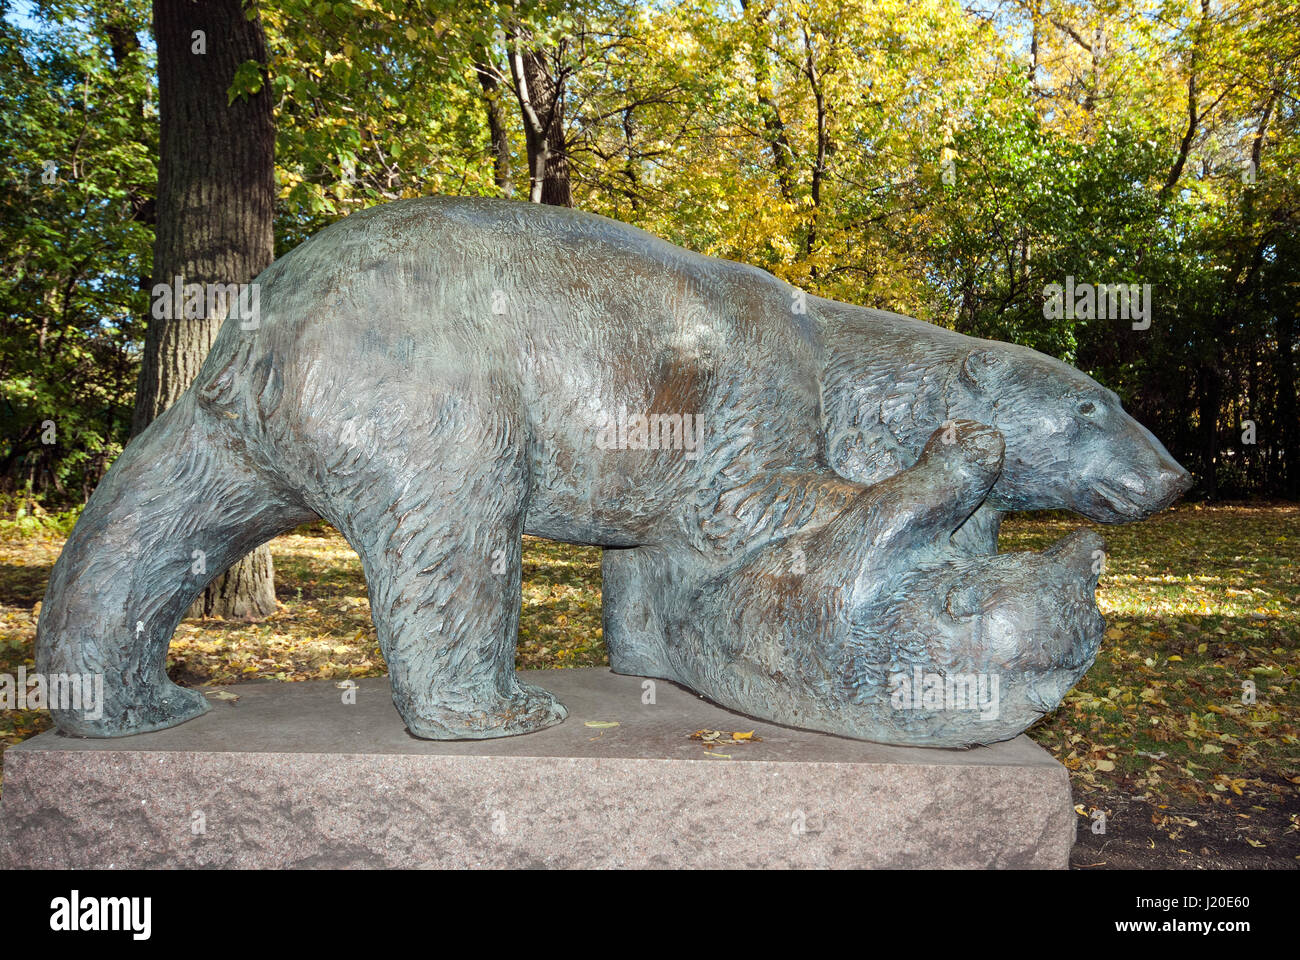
top-left (236, 197), bottom-right (818, 388)
top-left (197, 197), bottom-right (833, 547)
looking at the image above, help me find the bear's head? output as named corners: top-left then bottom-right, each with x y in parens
top-left (948, 343), bottom-right (1192, 522)
top-left (841, 528), bottom-right (1107, 745)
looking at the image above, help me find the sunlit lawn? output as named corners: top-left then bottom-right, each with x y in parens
top-left (1000, 506), bottom-right (1298, 815)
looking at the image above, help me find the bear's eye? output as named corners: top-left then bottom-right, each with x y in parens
top-left (1077, 399), bottom-right (1097, 417)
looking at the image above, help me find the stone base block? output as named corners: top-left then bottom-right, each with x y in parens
top-left (0, 669), bottom-right (1074, 868)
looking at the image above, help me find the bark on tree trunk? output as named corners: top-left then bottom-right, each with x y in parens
top-left (474, 54), bottom-right (513, 196)
top-left (1276, 294), bottom-right (1298, 500)
top-left (801, 22), bottom-right (827, 266)
top-left (508, 38), bottom-right (573, 207)
top-left (134, 0), bottom-right (278, 620)
top-left (740, 0), bottom-right (796, 202)
top-left (1197, 362), bottom-right (1221, 499)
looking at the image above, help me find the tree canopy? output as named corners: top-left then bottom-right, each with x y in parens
top-left (2, 0), bottom-right (1297, 504)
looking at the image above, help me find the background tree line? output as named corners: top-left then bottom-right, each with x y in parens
top-left (3, 0), bottom-right (1298, 515)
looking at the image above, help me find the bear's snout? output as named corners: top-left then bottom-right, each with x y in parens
top-left (1084, 466), bottom-right (1187, 521)
top-left (1073, 413), bottom-right (1193, 521)
top-left (1154, 462), bottom-right (1194, 503)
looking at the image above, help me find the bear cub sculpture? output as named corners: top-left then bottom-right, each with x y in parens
top-left (670, 422), bottom-right (1107, 746)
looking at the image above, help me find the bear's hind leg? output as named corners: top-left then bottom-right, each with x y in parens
top-left (324, 388), bottom-right (566, 740)
top-left (36, 395), bottom-right (317, 737)
top-left (602, 546), bottom-right (680, 680)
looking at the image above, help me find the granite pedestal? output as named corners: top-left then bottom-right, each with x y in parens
top-left (0, 668), bottom-right (1075, 868)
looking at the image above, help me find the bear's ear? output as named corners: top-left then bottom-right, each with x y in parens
top-left (958, 349), bottom-right (1005, 391)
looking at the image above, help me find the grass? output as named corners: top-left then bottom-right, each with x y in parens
top-left (1, 504), bottom-right (1296, 865)
top-left (1001, 507), bottom-right (1297, 794)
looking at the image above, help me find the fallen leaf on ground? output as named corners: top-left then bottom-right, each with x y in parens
top-left (689, 729), bottom-right (762, 745)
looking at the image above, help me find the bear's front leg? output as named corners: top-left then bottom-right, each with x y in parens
top-left (603, 545), bottom-right (679, 680)
top-left (950, 503), bottom-right (1003, 555)
top-left (801, 420), bottom-right (1006, 591)
top-left (319, 384), bottom-right (567, 740)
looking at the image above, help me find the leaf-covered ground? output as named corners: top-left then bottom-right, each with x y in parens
top-left (1, 505), bottom-right (1296, 868)
top-left (999, 505), bottom-right (1300, 868)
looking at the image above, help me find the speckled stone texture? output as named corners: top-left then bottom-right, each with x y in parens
top-left (0, 669), bottom-right (1075, 869)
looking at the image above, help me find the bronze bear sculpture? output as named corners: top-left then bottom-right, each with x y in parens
top-left (36, 197), bottom-right (1188, 745)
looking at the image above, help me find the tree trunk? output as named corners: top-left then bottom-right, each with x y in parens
top-left (474, 54), bottom-right (513, 196)
top-left (622, 106), bottom-right (640, 211)
top-left (1159, 0), bottom-right (1210, 204)
top-left (508, 37), bottom-right (573, 207)
top-left (740, 0), bottom-right (796, 202)
top-left (1196, 362), bottom-right (1221, 499)
top-left (134, 0), bottom-right (278, 620)
top-left (801, 21), bottom-right (827, 266)
top-left (1274, 295), bottom-right (1294, 496)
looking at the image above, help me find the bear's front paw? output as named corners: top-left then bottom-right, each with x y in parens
top-left (401, 682), bottom-right (569, 741)
top-left (922, 419), bottom-right (1005, 474)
